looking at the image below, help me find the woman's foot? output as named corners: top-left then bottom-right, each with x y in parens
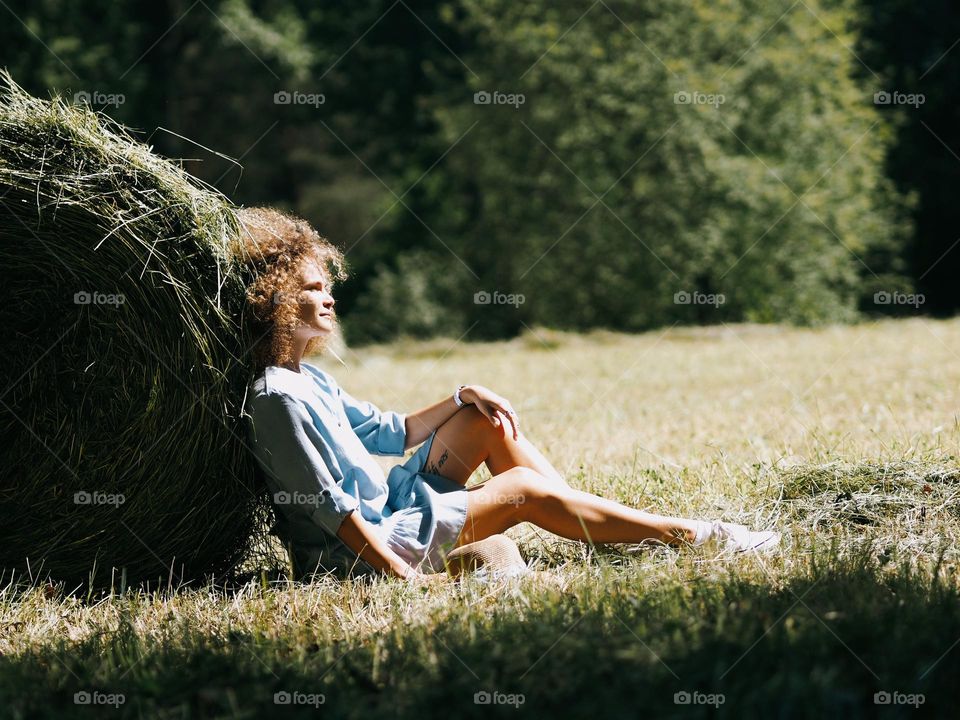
top-left (692, 520), bottom-right (781, 553)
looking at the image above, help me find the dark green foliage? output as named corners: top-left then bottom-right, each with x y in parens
top-left (855, 0), bottom-right (960, 315)
top-left (360, 0), bottom-right (911, 342)
top-left (0, 0), bottom-right (926, 345)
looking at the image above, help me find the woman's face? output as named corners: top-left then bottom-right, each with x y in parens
top-left (293, 260), bottom-right (336, 338)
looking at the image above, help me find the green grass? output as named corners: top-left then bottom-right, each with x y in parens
top-left (4, 318), bottom-right (960, 718)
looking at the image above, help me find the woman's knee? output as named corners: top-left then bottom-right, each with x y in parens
top-left (457, 404), bottom-right (489, 429)
top-left (491, 467), bottom-right (561, 522)
top-left (459, 404), bottom-right (516, 444)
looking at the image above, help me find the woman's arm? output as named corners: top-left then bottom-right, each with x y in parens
top-left (403, 385), bottom-right (520, 450)
top-left (336, 509), bottom-right (420, 578)
top-left (403, 392), bottom-right (462, 450)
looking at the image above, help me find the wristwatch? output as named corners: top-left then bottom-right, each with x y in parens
top-left (453, 384), bottom-right (468, 407)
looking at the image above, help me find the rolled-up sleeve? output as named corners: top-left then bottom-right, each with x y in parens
top-left (248, 391), bottom-right (359, 536)
top-left (337, 384), bottom-right (407, 457)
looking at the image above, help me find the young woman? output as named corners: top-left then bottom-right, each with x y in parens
top-left (239, 207), bottom-right (780, 584)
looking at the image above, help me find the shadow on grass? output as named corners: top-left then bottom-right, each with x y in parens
top-left (2, 547), bottom-right (956, 718)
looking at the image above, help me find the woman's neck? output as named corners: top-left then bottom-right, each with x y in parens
top-left (275, 360), bottom-right (301, 373)
top-left (276, 333), bottom-right (310, 373)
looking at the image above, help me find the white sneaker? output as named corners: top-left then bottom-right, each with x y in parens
top-left (701, 520), bottom-right (781, 554)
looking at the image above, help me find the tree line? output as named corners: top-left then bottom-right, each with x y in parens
top-left (2, 0), bottom-right (955, 344)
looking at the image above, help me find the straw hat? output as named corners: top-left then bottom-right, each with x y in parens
top-left (443, 533), bottom-right (529, 580)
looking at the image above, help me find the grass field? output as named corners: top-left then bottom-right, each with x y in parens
top-left (4, 318), bottom-right (960, 718)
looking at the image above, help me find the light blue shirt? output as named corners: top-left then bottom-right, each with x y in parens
top-left (245, 362), bottom-right (408, 542)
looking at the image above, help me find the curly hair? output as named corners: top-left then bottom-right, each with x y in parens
top-left (236, 207), bottom-right (347, 374)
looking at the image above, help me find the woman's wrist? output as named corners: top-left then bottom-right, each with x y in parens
top-left (454, 385), bottom-right (477, 407)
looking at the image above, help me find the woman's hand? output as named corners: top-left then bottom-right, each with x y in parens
top-left (459, 385), bottom-right (520, 440)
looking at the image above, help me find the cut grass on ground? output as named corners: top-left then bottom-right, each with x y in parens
top-left (4, 318), bottom-right (960, 718)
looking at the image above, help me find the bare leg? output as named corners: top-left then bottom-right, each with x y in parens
top-left (421, 408), bottom-right (699, 551)
top-left (422, 405), bottom-right (565, 486)
top-left (453, 466), bottom-right (699, 549)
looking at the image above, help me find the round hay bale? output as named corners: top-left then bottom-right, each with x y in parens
top-left (0, 71), bottom-right (269, 589)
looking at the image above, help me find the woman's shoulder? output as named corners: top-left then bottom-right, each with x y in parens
top-left (301, 362), bottom-right (339, 392)
top-left (249, 366), bottom-right (309, 403)
top-left (249, 363), bottom-right (338, 404)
